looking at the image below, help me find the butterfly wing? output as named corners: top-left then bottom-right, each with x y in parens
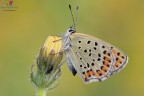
top-left (106, 44), bottom-right (128, 76)
top-left (65, 33), bottom-right (117, 83)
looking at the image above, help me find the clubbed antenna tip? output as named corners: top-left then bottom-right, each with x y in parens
top-left (76, 6), bottom-right (79, 10)
top-left (69, 4), bottom-right (71, 10)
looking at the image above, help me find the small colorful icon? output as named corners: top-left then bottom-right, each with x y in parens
top-left (6, 0), bottom-right (13, 6)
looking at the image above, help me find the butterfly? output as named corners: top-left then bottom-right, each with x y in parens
top-left (62, 26), bottom-right (128, 83)
top-left (61, 5), bottom-right (128, 83)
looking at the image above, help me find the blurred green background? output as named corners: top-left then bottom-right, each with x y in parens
top-left (0, 0), bottom-right (144, 96)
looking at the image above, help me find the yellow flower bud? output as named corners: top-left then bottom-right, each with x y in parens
top-left (31, 35), bottom-right (63, 90)
top-left (43, 36), bottom-right (62, 57)
top-left (37, 36), bottom-right (63, 74)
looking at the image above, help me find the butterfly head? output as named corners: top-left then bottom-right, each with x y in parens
top-left (68, 26), bottom-right (76, 33)
top-left (65, 26), bottom-right (76, 37)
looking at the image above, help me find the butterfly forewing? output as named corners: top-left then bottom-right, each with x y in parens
top-left (66, 33), bottom-right (116, 83)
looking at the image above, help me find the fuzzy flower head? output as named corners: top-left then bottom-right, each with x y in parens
top-left (31, 36), bottom-right (63, 90)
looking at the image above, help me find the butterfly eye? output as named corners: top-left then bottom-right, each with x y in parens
top-left (69, 29), bottom-right (76, 34)
top-left (69, 29), bottom-right (74, 32)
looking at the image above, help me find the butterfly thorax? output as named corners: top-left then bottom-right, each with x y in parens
top-left (63, 27), bottom-right (76, 50)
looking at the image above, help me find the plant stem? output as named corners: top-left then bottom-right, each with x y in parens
top-left (37, 88), bottom-right (47, 96)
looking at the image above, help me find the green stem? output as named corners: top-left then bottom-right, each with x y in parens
top-left (37, 88), bottom-right (47, 96)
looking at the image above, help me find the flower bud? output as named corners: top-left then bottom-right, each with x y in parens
top-left (31, 36), bottom-right (63, 90)
top-left (37, 36), bottom-right (63, 74)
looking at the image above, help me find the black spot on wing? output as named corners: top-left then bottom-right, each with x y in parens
top-left (117, 52), bottom-right (120, 56)
top-left (103, 50), bottom-right (107, 54)
top-left (87, 63), bottom-right (90, 68)
top-left (95, 42), bottom-right (98, 46)
top-left (89, 53), bottom-right (92, 56)
top-left (97, 58), bottom-right (101, 61)
top-left (93, 47), bottom-right (97, 50)
top-left (91, 63), bottom-right (95, 66)
top-left (102, 45), bottom-right (105, 48)
top-left (84, 49), bottom-right (87, 53)
top-left (87, 41), bottom-right (91, 44)
top-left (78, 47), bottom-right (81, 49)
top-left (98, 53), bottom-right (101, 57)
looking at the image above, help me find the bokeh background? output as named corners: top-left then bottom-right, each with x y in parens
top-left (0, 0), bottom-right (144, 96)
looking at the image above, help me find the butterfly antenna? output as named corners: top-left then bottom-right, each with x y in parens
top-left (69, 4), bottom-right (76, 30)
top-left (75, 6), bottom-right (79, 27)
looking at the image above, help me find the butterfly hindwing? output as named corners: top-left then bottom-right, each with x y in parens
top-left (107, 45), bottom-right (128, 75)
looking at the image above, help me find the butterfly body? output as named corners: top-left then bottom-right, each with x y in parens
top-left (63, 28), bottom-right (128, 83)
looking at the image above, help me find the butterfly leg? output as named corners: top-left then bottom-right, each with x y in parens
top-left (63, 43), bottom-right (73, 52)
